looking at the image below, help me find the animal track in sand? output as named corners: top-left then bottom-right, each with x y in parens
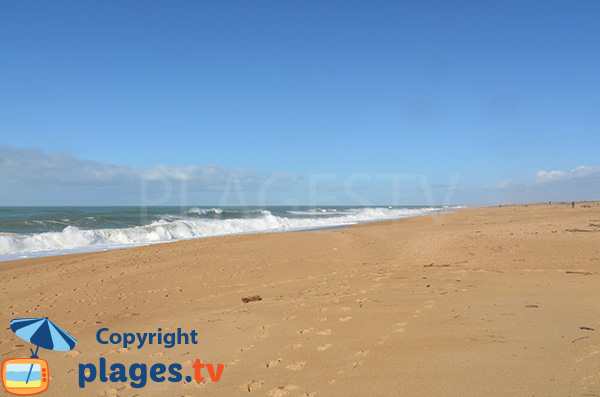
top-left (286, 361), bottom-right (305, 371)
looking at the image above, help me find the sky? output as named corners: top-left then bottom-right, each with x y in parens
top-left (1, 0), bottom-right (599, 206)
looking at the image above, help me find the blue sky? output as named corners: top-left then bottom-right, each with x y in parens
top-left (1, 1), bottom-right (599, 205)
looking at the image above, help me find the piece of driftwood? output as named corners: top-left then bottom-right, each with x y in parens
top-left (424, 263), bottom-right (450, 268)
top-left (242, 295), bottom-right (262, 303)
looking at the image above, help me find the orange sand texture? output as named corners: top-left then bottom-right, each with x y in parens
top-left (1, 203), bottom-right (600, 396)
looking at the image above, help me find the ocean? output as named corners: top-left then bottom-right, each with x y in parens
top-left (0, 206), bottom-right (459, 261)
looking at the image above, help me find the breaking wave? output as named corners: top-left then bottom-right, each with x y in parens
top-left (0, 207), bottom-right (456, 260)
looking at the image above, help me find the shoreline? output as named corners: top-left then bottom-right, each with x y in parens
top-left (0, 206), bottom-right (458, 263)
top-left (1, 203), bottom-right (599, 395)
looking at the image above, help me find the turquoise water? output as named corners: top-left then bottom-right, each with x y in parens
top-left (0, 206), bottom-right (457, 261)
top-left (5, 363), bottom-right (41, 382)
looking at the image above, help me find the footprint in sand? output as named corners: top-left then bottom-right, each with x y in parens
top-left (284, 315), bottom-right (297, 320)
top-left (351, 360), bottom-right (362, 369)
top-left (100, 350), bottom-right (117, 356)
top-left (317, 329), bottom-right (332, 336)
top-left (341, 307), bottom-right (351, 312)
top-left (339, 316), bottom-right (352, 322)
top-left (226, 359), bottom-right (239, 367)
top-left (266, 359), bottom-right (282, 368)
top-left (147, 352), bottom-right (164, 358)
top-left (298, 328), bottom-right (312, 335)
top-left (241, 345), bottom-right (255, 352)
top-left (378, 335), bottom-right (389, 345)
top-left (64, 350), bottom-right (80, 357)
top-left (100, 388), bottom-right (119, 396)
top-left (290, 342), bottom-right (303, 350)
top-left (247, 380), bottom-right (264, 392)
top-left (314, 317), bottom-right (328, 322)
top-left (395, 321), bottom-right (407, 333)
top-left (268, 384), bottom-right (299, 396)
top-left (286, 361), bottom-right (305, 371)
top-left (316, 343), bottom-right (333, 351)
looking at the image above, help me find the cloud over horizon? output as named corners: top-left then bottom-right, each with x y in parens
top-left (0, 145), bottom-right (303, 205)
top-left (534, 165), bottom-right (600, 184)
top-left (1, 145), bottom-right (598, 206)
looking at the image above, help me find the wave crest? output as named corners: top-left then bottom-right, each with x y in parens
top-left (0, 207), bottom-right (451, 260)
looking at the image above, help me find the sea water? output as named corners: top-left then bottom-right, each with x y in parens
top-left (0, 206), bottom-right (461, 261)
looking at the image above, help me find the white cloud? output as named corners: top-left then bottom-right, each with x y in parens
top-left (0, 145), bottom-right (303, 205)
top-left (535, 165), bottom-right (600, 184)
top-left (495, 179), bottom-right (518, 189)
top-left (0, 145), bottom-right (303, 189)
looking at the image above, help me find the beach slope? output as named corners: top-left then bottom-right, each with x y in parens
top-left (1, 203), bottom-right (599, 396)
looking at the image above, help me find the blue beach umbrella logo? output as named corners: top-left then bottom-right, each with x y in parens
top-left (10, 318), bottom-right (77, 358)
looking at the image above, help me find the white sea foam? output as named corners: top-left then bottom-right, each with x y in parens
top-left (0, 207), bottom-right (454, 261)
top-left (187, 207), bottom-right (223, 215)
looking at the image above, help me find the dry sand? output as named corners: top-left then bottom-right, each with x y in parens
top-left (1, 203), bottom-right (600, 396)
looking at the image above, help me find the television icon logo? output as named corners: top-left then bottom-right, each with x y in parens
top-left (1, 358), bottom-right (49, 396)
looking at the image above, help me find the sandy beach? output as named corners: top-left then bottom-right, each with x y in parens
top-left (2, 203), bottom-right (600, 396)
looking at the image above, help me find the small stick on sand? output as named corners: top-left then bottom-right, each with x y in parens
top-left (572, 336), bottom-right (590, 343)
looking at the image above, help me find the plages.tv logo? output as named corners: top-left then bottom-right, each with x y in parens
top-left (1, 318), bottom-right (77, 396)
